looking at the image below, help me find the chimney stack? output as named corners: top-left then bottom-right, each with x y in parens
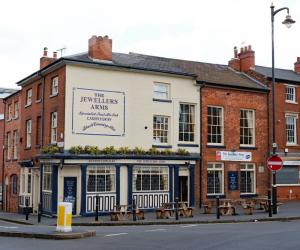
top-left (228, 46), bottom-right (241, 71)
top-left (294, 57), bottom-right (300, 74)
top-left (40, 47), bottom-right (58, 69)
top-left (88, 35), bottom-right (112, 61)
top-left (228, 45), bottom-right (255, 72)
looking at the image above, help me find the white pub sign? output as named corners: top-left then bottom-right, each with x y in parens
top-left (216, 151), bottom-right (252, 162)
top-left (72, 87), bottom-right (125, 136)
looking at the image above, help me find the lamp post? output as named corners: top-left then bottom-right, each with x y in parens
top-left (270, 3), bottom-right (295, 214)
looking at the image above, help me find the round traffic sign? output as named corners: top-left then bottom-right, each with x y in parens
top-left (267, 155), bottom-right (283, 171)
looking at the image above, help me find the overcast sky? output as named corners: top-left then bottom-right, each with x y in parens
top-left (1, 0), bottom-right (299, 88)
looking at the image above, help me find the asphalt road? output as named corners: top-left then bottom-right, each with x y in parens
top-left (0, 220), bottom-right (300, 250)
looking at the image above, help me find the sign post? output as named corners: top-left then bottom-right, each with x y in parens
top-left (267, 155), bottom-right (283, 215)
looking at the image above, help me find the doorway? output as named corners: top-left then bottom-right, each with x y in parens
top-left (63, 177), bottom-right (77, 215)
top-left (179, 176), bottom-right (188, 203)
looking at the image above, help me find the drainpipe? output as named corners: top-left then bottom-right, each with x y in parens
top-left (199, 81), bottom-right (205, 208)
top-left (1, 99), bottom-right (6, 210)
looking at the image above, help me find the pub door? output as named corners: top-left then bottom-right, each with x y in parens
top-left (179, 176), bottom-right (188, 203)
top-left (63, 177), bottom-right (77, 215)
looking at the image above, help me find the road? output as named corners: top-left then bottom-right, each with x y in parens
top-left (0, 220), bottom-right (300, 250)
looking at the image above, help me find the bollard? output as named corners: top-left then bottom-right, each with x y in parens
top-left (95, 195), bottom-right (99, 222)
top-left (38, 203), bottom-right (42, 223)
top-left (216, 196), bottom-right (220, 219)
top-left (132, 198), bottom-right (137, 221)
top-left (175, 197), bottom-right (179, 221)
top-left (268, 190), bottom-right (272, 217)
top-left (25, 198), bottom-right (29, 221)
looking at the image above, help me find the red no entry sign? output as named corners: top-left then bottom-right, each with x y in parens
top-left (267, 155), bottom-right (283, 171)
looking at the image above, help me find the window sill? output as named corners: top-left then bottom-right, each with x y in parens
top-left (206, 144), bottom-right (226, 148)
top-left (178, 143), bottom-right (199, 147)
top-left (24, 147), bottom-right (31, 151)
top-left (6, 119), bottom-right (12, 123)
top-left (12, 116), bottom-right (18, 120)
top-left (285, 100), bottom-right (298, 104)
top-left (240, 194), bottom-right (257, 198)
top-left (152, 98), bottom-right (172, 103)
top-left (50, 93), bottom-right (58, 98)
top-left (240, 146), bottom-right (257, 150)
top-left (206, 194), bottom-right (225, 199)
top-left (286, 144), bottom-right (298, 147)
top-left (35, 144), bottom-right (41, 149)
top-left (24, 104), bottom-right (32, 108)
top-left (152, 144), bottom-right (172, 149)
top-left (36, 99), bottom-right (42, 104)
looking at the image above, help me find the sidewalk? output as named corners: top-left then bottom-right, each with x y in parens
top-left (1, 201), bottom-right (300, 227)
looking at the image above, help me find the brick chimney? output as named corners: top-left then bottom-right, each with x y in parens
top-left (40, 47), bottom-right (57, 69)
top-left (228, 45), bottom-right (255, 72)
top-left (228, 46), bottom-right (240, 71)
top-left (294, 57), bottom-right (300, 74)
top-left (88, 35), bottom-right (112, 61)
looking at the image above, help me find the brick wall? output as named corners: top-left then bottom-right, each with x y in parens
top-left (201, 86), bottom-right (270, 203)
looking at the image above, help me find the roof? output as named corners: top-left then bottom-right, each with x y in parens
top-left (64, 52), bottom-right (268, 91)
top-left (0, 88), bottom-right (18, 99)
top-left (254, 65), bottom-right (300, 83)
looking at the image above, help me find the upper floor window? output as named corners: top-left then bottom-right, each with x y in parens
top-left (7, 104), bottom-right (12, 121)
top-left (179, 103), bottom-right (195, 142)
top-left (14, 101), bottom-right (19, 119)
top-left (51, 112), bottom-right (57, 144)
top-left (36, 116), bottom-right (42, 146)
top-left (51, 77), bottom-right (58, 96)
top-left (11, 175), bottom-right (18, 195)
top-left (26, 119), bottom-right (32, 148)
top-left (286, 114), bottom-right (298, 145)
top-left (285, 85), bottom-right (296, 103)
top-left (207, 106), bottom-right (223, 145)
top-left (154, 83), bottom-right (169, 100)
top-left (153, 116), bottom-right (169, 144)
top-left (26, 89), bottom-right (32, 106)
top-left (37, 83), bottom-right (42, 101)
top-left (7, 132), bottom-right (11, 160)
top-left (13, 130), bottom-right (18, 159)
top-left (240, 109), bottom-right (255, 146)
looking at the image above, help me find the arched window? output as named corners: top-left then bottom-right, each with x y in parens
top-left (10, 175), bottom-right (18, 195)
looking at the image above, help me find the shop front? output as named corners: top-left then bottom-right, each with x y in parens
top-left (38, 154), bottom-right (199, 216)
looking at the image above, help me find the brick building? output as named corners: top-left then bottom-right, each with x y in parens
top-left (229, 45), bottom-right (300, 201)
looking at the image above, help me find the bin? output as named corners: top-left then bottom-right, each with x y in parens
top-left (56, 202), bottom-right (72, 232)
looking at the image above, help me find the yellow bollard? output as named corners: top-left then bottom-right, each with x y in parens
top-left (56, 202), bottom-right (72, 232)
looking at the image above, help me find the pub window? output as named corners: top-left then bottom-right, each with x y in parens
top-left (207, 106), bottom-right (223, 145)
top-left (240, 109), bottom-right (255, 146)
top-left (285, 85), bottom-right (296, 103)
top-left (87, 166), bottom-right (116, 192)
top-left (240, 163), bottom-right (255, 194)
top-left (207, 163), bottom-right (224, 195)
top-left (43, 165), bottom-right (52, 192)
top-left (286, 114), bottom-right (297, 145)
top-left (11, 175), bottom-right (18, 195)
top-left (7, 132), bottom-right (11, 160)
top-left (179, 103), bottom-right (195, 142)
top-left (153, 82), bottom-right (169, 100)
top-left (26, 89), bottom-right (32, 106)
top-left (51, 76), bottom-right (59, 96)
top-left (133, 166), bottom-right (169, 192)
top-left (153, 115), bottom-right (169, 144)
top-left (50, 112), bottom-right (57, 144)
top-left (26, 119), bottom-right (32, 148)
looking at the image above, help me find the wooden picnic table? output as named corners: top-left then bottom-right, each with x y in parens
top-left (219, 199), bottom-right (236, 215)
top-left (156, 203), bottom-right (175, 219)
top-left (110, 205), bottom-right (132, 221)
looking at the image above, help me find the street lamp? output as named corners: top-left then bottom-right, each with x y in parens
top-left (270, 3), bottom-right (295, 214)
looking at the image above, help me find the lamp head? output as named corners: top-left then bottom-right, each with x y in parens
top-left (282, 14), bottom-right (296, 28)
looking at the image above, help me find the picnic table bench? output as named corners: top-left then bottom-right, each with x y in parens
top-left (156, 203), bottom-right (174, 219)
top-left (203, 200), bottom-right (215, 214)
top-left (219, 199), bottom-right (236, 216)
top-left (178, 202), bottom-right (194, 217)
top-left (111, 204), bottom-right (145, 221)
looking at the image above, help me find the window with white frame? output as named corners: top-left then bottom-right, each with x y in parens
top-left (240, 163), bottom-right (255, 194)
top-left (51, 112), bottom-right (57, 144)
top-left (14, 101), bottom-right (19, 119)
top-left (11, 175), bottom-right (18, 195)
top-left (207, 163), bottom-right (224, 195)
top-left (207, 106), bottom-right (223, 145)
top-left (240, 109), bottom-right (255, 146)
top-left (286, 114), bottom-right (297, 145)
top-left (153, 83), bottom-right (169, 100)
top-left (179, 103), bottom-right (195, 142)
top-left (51, 77), bottom-right (59, 96)
top-left (13, 130), bottom-right (18, 159)
top-left (26, 89), bottom-right (32, 106)
top-left (87, 166), bottom-right (116, 192)
top-left (285, 85), bottom-right (296, 103)
top-left (20, 168), bottom-right (32, 194)
top-left (7, 132), bottom-right (11, 160)
top-left (133, 166), bottom-right (169, 192)
top-left (43, 166), bottom-right (52, 192)
top-left (153, 116), bottom-right (169, 144)
top-left (7, 104), bottom-right (12, 120)
top-left (26, 119), bottom-right (32, 147)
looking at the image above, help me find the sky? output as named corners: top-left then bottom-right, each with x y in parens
top-left (1, 0), bottom-right (300, 89)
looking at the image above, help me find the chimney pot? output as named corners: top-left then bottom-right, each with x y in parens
top-left (43, 47), bottom-right (48, 57)
top-left (234, 46), bottom-right (238, 58)
top-left (53, 51), bottom-right (58, 59)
